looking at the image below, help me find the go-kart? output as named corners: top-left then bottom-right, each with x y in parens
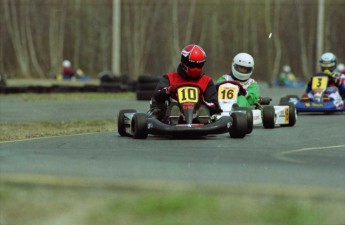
top-left (280, 74), bottom-right (345, 113)
top-left (217, 81), bottom-right (297, 130)
top-left (118, 82), bottom-right (248, 139)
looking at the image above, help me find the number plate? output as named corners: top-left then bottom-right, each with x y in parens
top-left (311, 76), bottom-right (328, 90)
top-left (177, 87), bottom-right (199, 103)
top-left (218, 86), bottom-right (238, 100)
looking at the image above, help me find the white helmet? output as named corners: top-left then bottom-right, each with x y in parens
top-left (62, 60), bottom-right (71, 68)
top-left (283, 65), bottom-right (291, 73)
top-left (232, 53), bottom-right (254, 81)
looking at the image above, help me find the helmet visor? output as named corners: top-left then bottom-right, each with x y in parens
top-left (235, 64), bottom-right (253, 74)
top-left (184, 61), bottom-right (204, 69)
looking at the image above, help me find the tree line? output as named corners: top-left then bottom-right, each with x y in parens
top-left (1, 0), bottom-right (344, 82)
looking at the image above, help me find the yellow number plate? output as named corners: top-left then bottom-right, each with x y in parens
top-left (177, 87), bottom-right (199, 103)
top-left (311, 76), bottom-right (328, 90)
top-left (218, 86), bottom-right (237, 100)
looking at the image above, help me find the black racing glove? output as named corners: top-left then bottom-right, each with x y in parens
top-left (238, 87), bottom-right (247, 97)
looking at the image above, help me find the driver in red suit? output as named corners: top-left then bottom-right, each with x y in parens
top-left (149, 44), bottom-right (221, 119)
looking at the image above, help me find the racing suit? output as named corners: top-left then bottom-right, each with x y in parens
top-left (216, 74), bottom-right (260, 109)
top-left (62, 66), bottom-right (76, 80)
top-left (151, 64), bottom-right (221, 116)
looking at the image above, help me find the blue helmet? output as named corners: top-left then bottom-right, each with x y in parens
top-left (319, 52), bottom-right (337, 73)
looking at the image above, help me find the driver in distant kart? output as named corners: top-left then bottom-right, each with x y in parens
top-left (305, 52), bottom-right (345, 105)
top-left (149, 44), bottom-right (221, 120)
top-left (216, 53), bottom-right (260, 108)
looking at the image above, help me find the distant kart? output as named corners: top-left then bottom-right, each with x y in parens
top-left (273, 79), bottom-right (305, 88)
top-left (217, 81), bottom-right (297, 130)
top-left (118, 82), bottom-right (248, 139)
top-left (280, 74), bottom-right (345, 113)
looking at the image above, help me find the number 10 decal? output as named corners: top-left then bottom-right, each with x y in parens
top-left (177, 87), bottom-right (199, 103)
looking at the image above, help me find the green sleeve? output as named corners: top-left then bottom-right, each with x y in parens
top-left (246, 82), bottom-right (260, 106)
top-left (215, 75), bottom-right (227, 85)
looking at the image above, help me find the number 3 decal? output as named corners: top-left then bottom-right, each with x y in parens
top-left (311, 76), bottom-right (328, 90)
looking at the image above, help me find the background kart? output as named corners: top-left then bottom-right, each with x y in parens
top-left (272, 79), bottom-right (305, 88)
top-left (280, 74), bottom-right (345, 113)
top-left (118, 83), bottom-right (248, 139)
top-left (217, 81), bottom-right (297, 131)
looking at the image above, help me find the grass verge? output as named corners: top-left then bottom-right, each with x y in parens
top-left (0, 92), bottom-right (135, 101)
top-left (0, 120), bottom-right (115, 142)
top-left (1, 177), bottom-right (345, 225)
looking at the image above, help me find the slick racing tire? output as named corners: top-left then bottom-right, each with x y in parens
top-left (132, 113), bottom-right (148, 139)
top-left (229, 112), bottom-right (247, 138)
top-left (279, 96), bottom-right (289, 105)
top-left (279, 95), bottom-right (299, 105)
top-left (280, 102), bottom-right (297, 127)
top-left (236, 107), bottom-right (253, 134)
top-left (118, 109), bottom-right (137, 136)
top-left (262, 106), bottom-right (275, 129)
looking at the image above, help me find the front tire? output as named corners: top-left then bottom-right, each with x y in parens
top-left (132, 113), bottom-right (148, 139)
top-left (118, 109), bottom-right (136, 136)
top-left (229, 112), bottom-right (247, 138)
top-left (236, 107), bottom-right (253, 134)
top-left (262, 106), bottom-right (275, 129)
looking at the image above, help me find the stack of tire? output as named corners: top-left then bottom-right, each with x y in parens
top-left (98, 71), bottom-right (130, 92)
top-left (136, 75), bottom-right (160, 100)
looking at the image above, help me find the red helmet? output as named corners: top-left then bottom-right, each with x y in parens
top-left (180, 44), bottom-right (206, 79)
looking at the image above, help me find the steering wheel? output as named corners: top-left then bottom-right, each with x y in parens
top-left (217, 80), bottom-right (246, 95)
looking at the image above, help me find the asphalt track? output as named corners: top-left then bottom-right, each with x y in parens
top-left (1, 87), bottom-right (345, 189)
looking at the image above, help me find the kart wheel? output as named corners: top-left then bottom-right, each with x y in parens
top-left (280, 102), bottom-right (297, 127)
top-left (118, 109), bottom-right (136, 136)
top-left (236, 107), bottom-right (253, 134)
top-left (229, 112), bottom-right (247, 138)
top-left (279, 97), bottom-right (289, 105)
top-left (258, 97), bottom-right (272, 105)
top-left (262, 106), bottom-right (275, 129)
top-left (280, 95), bottom-right (299, 104)
top-left (132, 113), bottom-right (148, 139)
top-left (287, 95), bottom-right (299, 99)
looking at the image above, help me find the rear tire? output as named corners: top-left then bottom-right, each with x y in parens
top-left (279, 96), bottom-right (289, 105)
top-left (229, 112), bottom-right (247, 138)
top-left (281, 102), bottom-right (297, 127)
top-left (262, 106), bottom-right (275, 129)
top-left (118, 109), bottom-right (136, 136)
top-left (132, 113), bottom-right (148, 139)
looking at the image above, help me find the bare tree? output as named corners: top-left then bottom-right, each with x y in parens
top-left (296, 1), bottom-right (310, 80)
top-left (264, 0), bottom-right (273, 82)
top-left (3, 0), bottom-right (30, 77)
top-left (1, 0), bottom-right (345, 80)
top-left (73, 0), bottom-right (81, 69)
top-left (49, 3), bottom-right (66, 76)
top-left (271, 0), bottom-right (282, 82)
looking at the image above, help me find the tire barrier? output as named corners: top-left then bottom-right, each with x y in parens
top-left (136, 75), bottom-right (160, 101)
top-left (0, 71), bottom-right (139, 94)
top-left (0, 73), bottom-right (7, 86)
top-left (0, 82), bottom-right (137, 94)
